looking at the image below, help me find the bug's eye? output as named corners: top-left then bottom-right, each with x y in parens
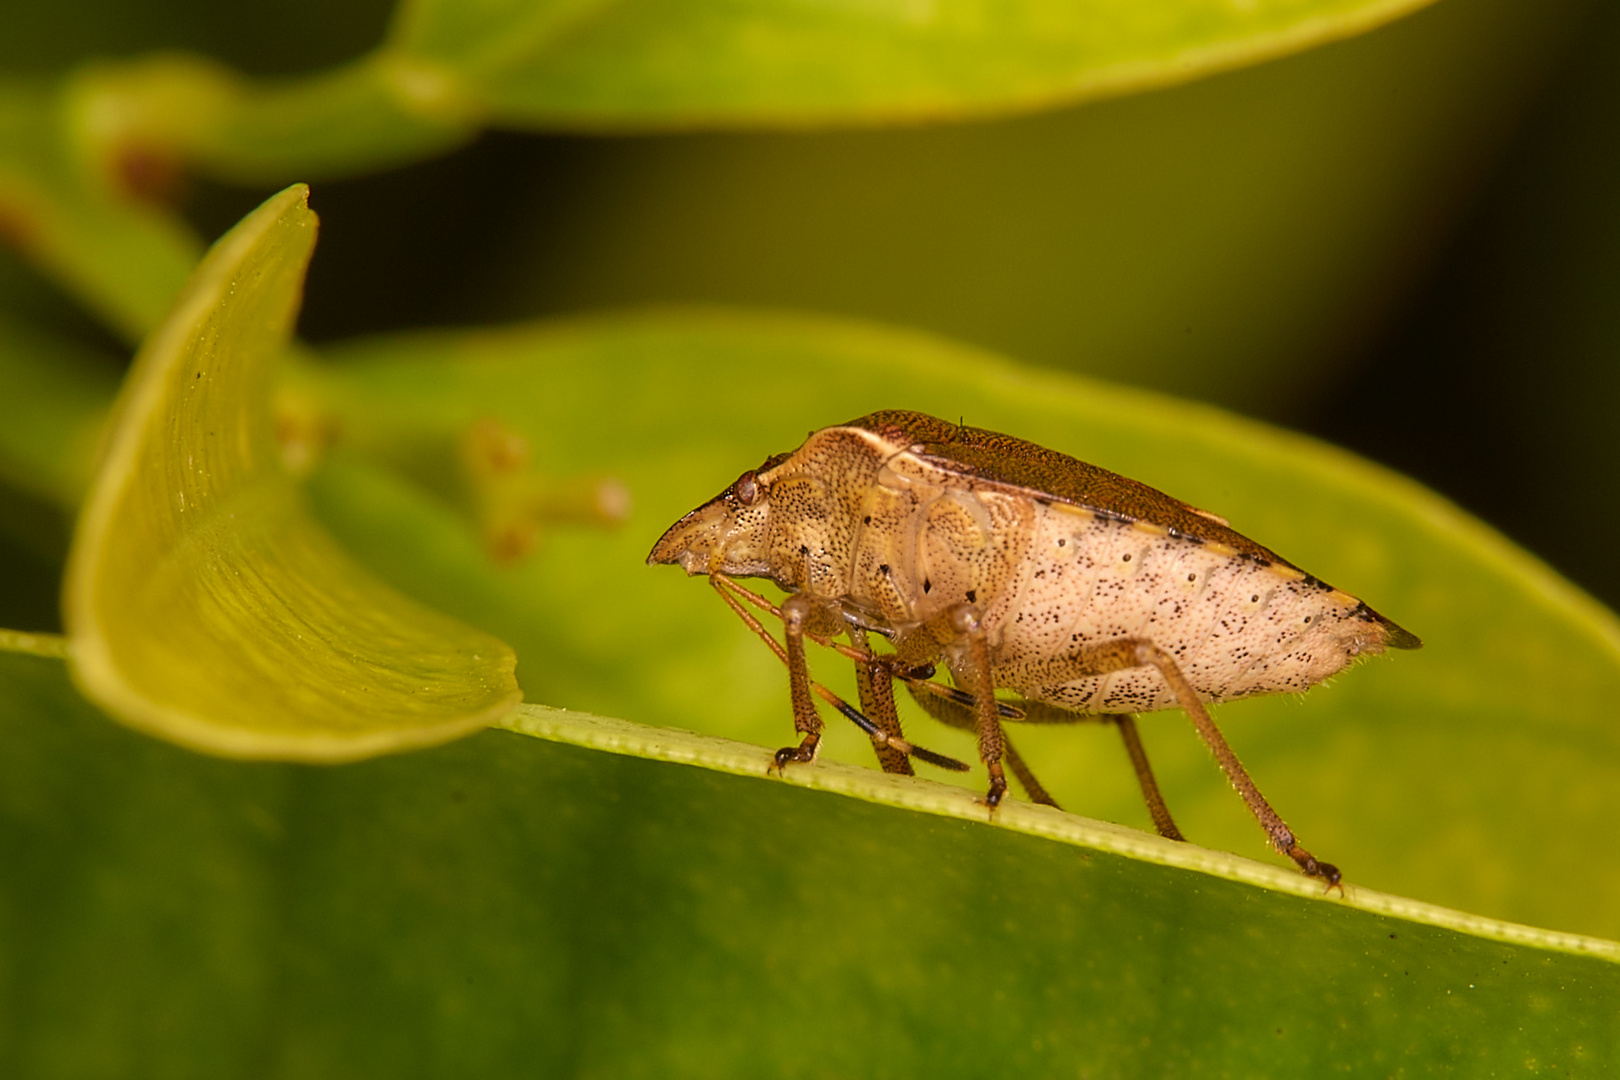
top-left (733, 471), bottom-right (761, 506)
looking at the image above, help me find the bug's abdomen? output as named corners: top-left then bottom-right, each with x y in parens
top-left (991, 505), bottom-right (1380, 714)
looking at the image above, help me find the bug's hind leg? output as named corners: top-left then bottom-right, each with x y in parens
top-left (904, 681), bottom-right (1056, 807)
top-left (849, 626), bottom-right (913, 776)
top-left (1009, 638), bottom-right (1339, 888)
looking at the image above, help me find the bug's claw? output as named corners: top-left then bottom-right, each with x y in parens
top-left (1289, 849), bottom-right (1344, 895)
top-left (771, 738), bottom-right (819, 773)
top-left (1313, 860), bottom-right (1344, 895)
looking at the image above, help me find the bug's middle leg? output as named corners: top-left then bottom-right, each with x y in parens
top-left (935, 604), bottom-right (1009, 809)
top-left (924, 684), bottom-right (1186, 836)
top-left (1109, 712), bottom-right (1186, 843)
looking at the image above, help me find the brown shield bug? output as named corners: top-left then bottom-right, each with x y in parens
top-left (648, 410), bottom-right (1419, 886)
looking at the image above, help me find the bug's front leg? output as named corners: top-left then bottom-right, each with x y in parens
top-left (1108, 713), bottom-right (1186, 843)
top-left (707, 575), bottom-right (970, 774)
top-left (774, 593), bottom-right (825, 768)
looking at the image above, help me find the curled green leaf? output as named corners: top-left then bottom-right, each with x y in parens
top-left (63, 184), bottom-right (520, 761)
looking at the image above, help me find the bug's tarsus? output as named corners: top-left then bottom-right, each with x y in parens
top-left (1314, 862), bottom-right (1345, 896)
top-left (771, 741), bottom-right (818, 770)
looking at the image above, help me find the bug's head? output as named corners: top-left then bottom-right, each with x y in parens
top-left (647, 454), bottom-right (788, 578)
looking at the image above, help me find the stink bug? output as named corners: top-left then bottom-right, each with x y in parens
top-left (648, 410), bottom-right (1419, 886)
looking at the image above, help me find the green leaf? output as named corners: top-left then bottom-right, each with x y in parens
top-left (24, 0), bottom-right (1446, 194)
top-left (1, 648), bottom-right (1616, 1076)
top-left (62, 184), bottom-right (520, 761)
top-left (387, 0), bottom-right (1442, 126)
top-left (61, 53), bottom-right (475, 187)
top-left (301, 309), bottom-right (1620, 943)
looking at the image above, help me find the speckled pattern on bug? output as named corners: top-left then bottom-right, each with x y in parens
top-left (650, 410), bottom-right (1419, 886)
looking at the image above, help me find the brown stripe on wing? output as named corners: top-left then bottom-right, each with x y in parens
top-left (848, 409), bottom-right (1287, 566)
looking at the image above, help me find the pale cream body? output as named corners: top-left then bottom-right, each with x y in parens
top-left (763, 427), bottom-right (1381, 715)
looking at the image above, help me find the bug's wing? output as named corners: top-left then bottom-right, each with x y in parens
top-left (848, 410), bottom-right (1420, 651)
top-left (852, 410), bottom-right (1284, 563)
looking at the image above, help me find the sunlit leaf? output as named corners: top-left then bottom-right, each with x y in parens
top-left (62, 184), bottom-right (520, 761)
